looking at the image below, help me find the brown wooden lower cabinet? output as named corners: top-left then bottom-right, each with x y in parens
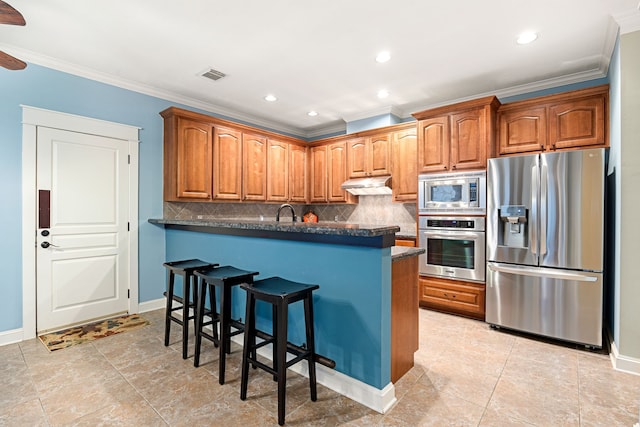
top-left (391, 255), bottom-right (419, 383)
top-left (394, 238), bottom-right (416, 247)
top-left (418, 275), bottom-right (485, 320)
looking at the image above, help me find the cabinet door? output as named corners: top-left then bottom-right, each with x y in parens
top-left (347, 138), bottom-right (367, 178)
top-left (548, 96), bottom-right (605, 150)
top-left (309, 145), bottom-right (327, 203)
top-left (450, 108), bottom-right (486, 170)
top-left (176, 118), bottom-right (212, 199)
top-left (242, 133), bottom-right (267, 201)
top-left (418, 116), bottom-right (449, 173)
top-left (213, 126), bottom-right (242, 200)
top-left (369, 133), bottom-right (391, 176)
top-left (289, 144), bottom-right (308, 203)
top-left (327, 142), bottom-right (348, 202)
top-left (266, 139), bottom-right (289, 202)
top-left (391, 128), bottom-right (418, 202)
top-left (498, 107), bottom-right (547, 155)
top-left (418, 276), bottom-right (485, 319)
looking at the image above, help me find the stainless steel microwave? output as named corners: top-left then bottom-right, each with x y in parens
top-left (418, 170), bottom-right (486, 214)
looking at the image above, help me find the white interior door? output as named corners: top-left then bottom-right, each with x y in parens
top-left (36, 127), bottom-right (130, 333)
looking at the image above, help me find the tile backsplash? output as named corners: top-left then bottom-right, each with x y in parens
top-left (164, 195), bottom-right (416, 236)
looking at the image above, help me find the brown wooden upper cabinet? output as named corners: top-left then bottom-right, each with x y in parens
top-left (497, 85), bottom-right (609, 156)
top-left (288, 144), bottom-right (308, 203)
top-left (391, 127), bottom-right (418, 202)
top-left (347, 133), bottom-right (391, 178)
top-left (308, 141), bottom-right (353, 204)
top-left (161, 106), bottom-right (307, 203)
top-left (309, 145), bottom-right (328, 203)
top-left (213, 125), bottom-right (243, 201)
top-left (242, 132), bottom-right (267, 201)
top-left (174, 117), bottom-right (213, 200)
top-left (266, 139), bottom-right (308, 203)
top-left (327, 141), bottom-right (350, 202)
top-left (413, 96), bottom-right (500, 173)
top-left (161, 109), bottom-right (215, 201)
top-left (266, 139), bottom-right (289, 202)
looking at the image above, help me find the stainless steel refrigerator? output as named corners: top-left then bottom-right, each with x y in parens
top-left (486, 148), bottom-right (605, 347)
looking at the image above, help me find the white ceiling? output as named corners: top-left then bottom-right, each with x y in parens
top-left (1, 0), bottom-right (639, 138)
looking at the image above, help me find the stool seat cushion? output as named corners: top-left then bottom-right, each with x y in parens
top-left (244, 277), bottom-right (319, 300)
top-left (163, 259), bottom-right (216, 272)
top-left (196, 265), bottom-right (259, 282)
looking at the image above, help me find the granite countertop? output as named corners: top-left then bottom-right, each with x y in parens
top-left (149, 218), bottom-right (401, 248)
top-left (395, 232), bottom-right (417, 240)
top-left (391, 246), bottom-right (425, 261)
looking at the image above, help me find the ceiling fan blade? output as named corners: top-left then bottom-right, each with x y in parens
top-left (0, 0), bottom-right (25, 25)
top-left (0, 50), bottom-right (26, 70)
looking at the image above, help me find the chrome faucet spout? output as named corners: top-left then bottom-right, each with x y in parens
top-left (276, 204), bottom-right (297, 222)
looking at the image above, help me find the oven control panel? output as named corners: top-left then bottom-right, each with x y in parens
top-left (419, 216), bottom-right (485, 232)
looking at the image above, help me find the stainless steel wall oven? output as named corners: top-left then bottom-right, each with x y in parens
top-left (418, 216), bottom-right (485, 283)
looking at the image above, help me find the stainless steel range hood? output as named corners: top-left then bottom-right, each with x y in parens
top-left (341, 176), bottom-right (392, 195)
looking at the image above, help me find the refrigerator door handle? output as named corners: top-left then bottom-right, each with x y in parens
top-left (530, 163), bottom-right (539, 256)
top-left (540, 162), bottom-right (548, 256)
top-left (487, 263), bottom-right (598, 282)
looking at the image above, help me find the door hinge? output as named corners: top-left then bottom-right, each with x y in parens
top-left (128, 289), bottom-right (130, 299)
top-left (128, 154), bottom-right (131, 164)
top-left (127, 222), bottom-right (130, 231)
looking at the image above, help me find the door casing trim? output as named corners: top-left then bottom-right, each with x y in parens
top-left (21, 105), bottom-right (140, 339)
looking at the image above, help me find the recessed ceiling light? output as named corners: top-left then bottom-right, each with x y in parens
top-left (308, 111), bottom-right (318, 117)
top-left (264, 94), bottom-right (277, 102)
top-left (377, 89), bottom-right (389, 99)
top-left (517, 31), bottom-right (538, 45)
top-left (376, 51), bottom-right (391, 63)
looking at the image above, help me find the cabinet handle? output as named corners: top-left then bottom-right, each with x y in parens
top-left (452, 165), bottom-right (457, 170)
top-left (540, 144), bottom-right (544, 150)
top-left (551, 144), bottom-right (556, 150)
top-left (443, 166), bottom-right (447, 170)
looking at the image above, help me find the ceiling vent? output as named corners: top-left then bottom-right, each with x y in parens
top-left (201, 68), bottom-right (226, 81)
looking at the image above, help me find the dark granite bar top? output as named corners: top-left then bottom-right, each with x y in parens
top-left (395, 233), bottom-right (417, 240)
top-left (149, 218), bottom-right (400, 248)
top-left (391, 246), bottom-right (425, 261)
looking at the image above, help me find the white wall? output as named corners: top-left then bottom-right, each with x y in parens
top-left (617, 29), bottom-right (640, 360)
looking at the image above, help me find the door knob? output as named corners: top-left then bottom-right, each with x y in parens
top-left (41, 230), bottom-right (49, 236)
top-left (41, 241), bottom-right (51, 248)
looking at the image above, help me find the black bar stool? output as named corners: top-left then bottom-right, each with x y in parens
top-left (163, 259), bottom-right (217, 359)
top-left (240, 277), bottom-right (320, 426)
top-left (193, 265), bottom-right (259, 385)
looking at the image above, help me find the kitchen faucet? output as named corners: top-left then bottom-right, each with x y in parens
top-left (276, 204), bottom-right (297, 222)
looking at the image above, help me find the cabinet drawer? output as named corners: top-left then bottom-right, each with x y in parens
top-left (419, 276), bottom-right (485, 319)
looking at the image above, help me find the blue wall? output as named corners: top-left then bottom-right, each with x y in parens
top-left (0, 64), bottom-right (242, 332)
top-left (164, 227), bottom-right (392, 388)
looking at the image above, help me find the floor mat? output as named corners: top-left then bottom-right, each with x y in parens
top-left (38, 314), bottom-right (149, 352)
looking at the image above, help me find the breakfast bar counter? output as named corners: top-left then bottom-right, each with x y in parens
top-left (149, 217), bottom-right (419, 413)
top-left (148, 218), bottom-right (399, 248)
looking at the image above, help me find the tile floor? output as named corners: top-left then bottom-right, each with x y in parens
top-left (1, 308), bottom-right (639, 426)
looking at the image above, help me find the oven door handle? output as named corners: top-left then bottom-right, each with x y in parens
top-left (421, 231), bottom-right (482, 240)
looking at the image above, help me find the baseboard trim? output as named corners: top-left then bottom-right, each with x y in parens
top-left (609, 338), bottom-right (640, 376)
top-left (136, 300), bottom-right (397, 413)
top-left (229, 334), bottom-right (397, 414)
top-left (0, 328), bottom-right (24, 347)
top-left (138, 297), bottom-right (166, 313)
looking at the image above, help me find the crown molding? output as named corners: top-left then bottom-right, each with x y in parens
top-left (614, 7), bottom-right (640, 34)
top-left (1, 45), bottom-right (314, 138)
top-left (304, 121), bottom-right (347, 139)
top-left (341, 105), bottom-right (403, 123)
top-left (400, 67), bottom-right (608, 118)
